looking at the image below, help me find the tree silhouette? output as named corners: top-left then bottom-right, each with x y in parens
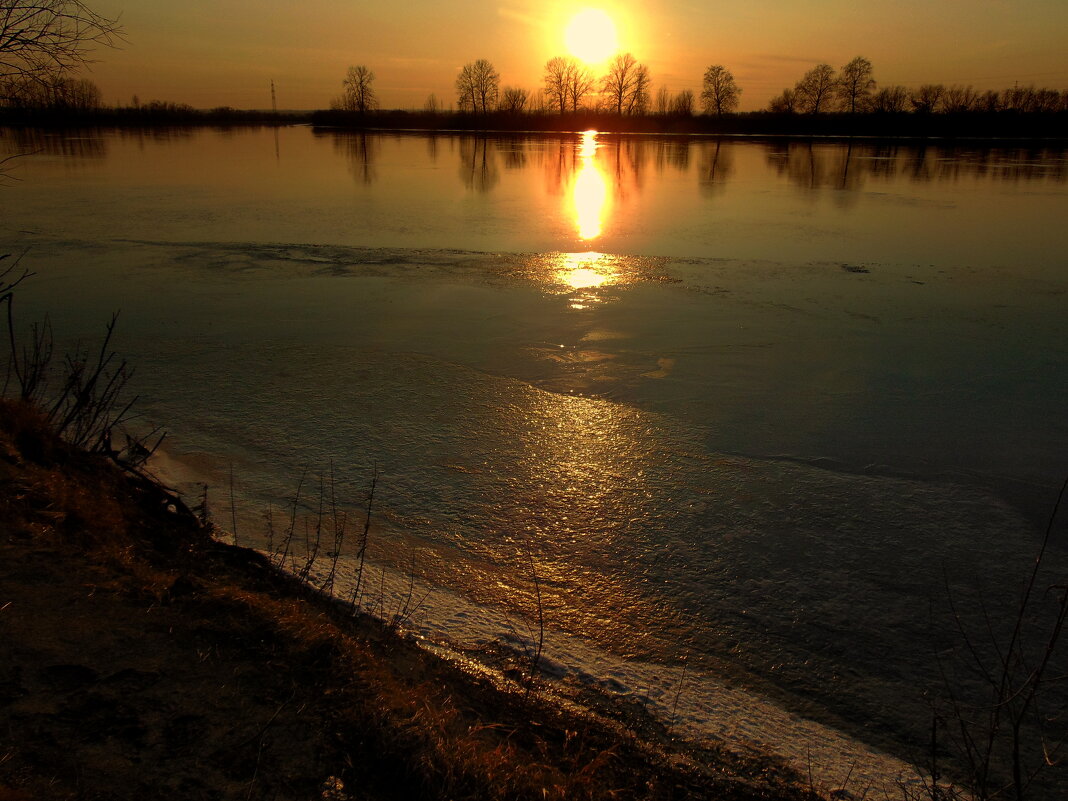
top-left (335, 65), bottom-right (377, 114)
top-left (0, 73), bottom-right (100, 108)
top-left (543, 56), bottom-right (570, 114)
top-left (870, 85), bottom-right (909, 113)
top-left (837, 56), bottom-right (875, 113)
top-left (700, 64), bottom-right (741, 115)
top-left (499, 86), bottom-right (528, 113)
top-left (456, 59), bottom-right (499, 114)
top-left (942, 85), bottom-right (980, 113)
top-left (543, 55), bottom-right (596, 113)
top-left (911, 83), bottom-right (944, 113)
top-left (655, 85), bottom-right (670, 115)
top-left (601, 53), bottom-right (651, 115)
top-left (0, 0), bottom-right (122, 83)
top-left (670, 89), bottom-right (695, 116)
top-left (767, 87), bottom-right (798, 113)
top-left (794, 63), bottom-right (837, 113)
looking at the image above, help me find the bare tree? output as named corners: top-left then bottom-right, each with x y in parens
top-left (870, 85), bottom-right (909, 113)
top-left (670, 89), bottom-right (694, 116)
top-left (1005, 86), bottom-right (1061, 114)
top-left (543, 56), bottom-right (571, 114)
top-left (498, 86), bottom-right (527, 113)
top-left (629, 65), bottom-right (651, 115)
top-left (601, 52), bottom-right (650, 115)
top-left (837, 56), bottom-right (875, 113)
top-left (767, 87), bottom-right (797, 113)
top-left (911, 83), bottom-right (944, 113)
top-left (0, 0), bottom-right (122, 83)
top-left (700, 64), bottom-right (741, 115)
top-left (942, 85), bottom-right (980, 113)
top-left (423, 92), bottom-right (440, 113)
top-left (543, 55), bottom-right (594, 113)
top-left (334, 65), bottom-right (377, 114)
top-left (971, 90), bottom-right (997, 113)
top-left (567, 62), bottom-right (594, 112)
top-left (655, 85), bottom-right (670, 115)
top-left (794, 63), bottom-right (837, 113)
top-left (456, 58), bottom-right (499, 114)
top-left (0, 72), bottom-right (98, 108)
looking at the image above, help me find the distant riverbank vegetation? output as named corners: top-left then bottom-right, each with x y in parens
top-left (315, 54), bottom-right (1067, 138)
top-left (0, 52), bottom-right (1065, 138)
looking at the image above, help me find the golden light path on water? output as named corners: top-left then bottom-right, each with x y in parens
top-left (571, 130), bottom-right (610, 240)
top-left (555, 130), bottom-right (621, 307)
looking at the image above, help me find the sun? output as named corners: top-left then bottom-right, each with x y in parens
top-left (564, 9), bottom-right (618, 65)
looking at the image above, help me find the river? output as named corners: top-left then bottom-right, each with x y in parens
top-left (3, 125), bottom-right (1066, 795)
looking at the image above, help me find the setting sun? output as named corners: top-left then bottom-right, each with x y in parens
top-left (564, 9), bottom-right (619, 65)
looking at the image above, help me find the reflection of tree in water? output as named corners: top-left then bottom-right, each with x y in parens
top-left (497, 136), bottom-right (527, 171)
top-left (458, 135), bottom-right (499, 193)
top-left (116, 127), bottom-right (196, 151)
top-left (698, 139), bottom-right (735, 196)
top-left (543, 138), bottom-right (578, 196)
top-left (8, 127), bottom-right (109, 159)
top-left (767, 142), bottom-right (1067, 193)
top-left (605, 138), bottom-right (646, 204)
top-left (331, 132), bottom-right (377, 184)
top-left (654, 138), bottom-right (690, 172)
top-left (425, 133), bottom-right (438, 163)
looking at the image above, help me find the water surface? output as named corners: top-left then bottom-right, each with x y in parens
top-left (3, 126), bottom-right (1067, 793)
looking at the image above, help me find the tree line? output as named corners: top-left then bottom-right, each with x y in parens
top-left (767, 56), bottom-right (1067, 114)
top-left (331, 54), bottom-right (743, 119)
top-left (330, 54), bottom-right (1066, 119)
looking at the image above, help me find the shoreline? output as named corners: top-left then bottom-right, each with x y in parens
top-left (150, 435), bottom-right (923, 798)
top-left (2, 109), bottom-right (1066, 143)
top-left (0, 398), bottom-right (835, 800)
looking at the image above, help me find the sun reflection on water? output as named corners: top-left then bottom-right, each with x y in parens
top-left (571, 130), bottom-right (609, 240)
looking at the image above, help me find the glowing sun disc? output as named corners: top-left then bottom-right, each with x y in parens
top-left (565, 9), bottom-right (618, 64)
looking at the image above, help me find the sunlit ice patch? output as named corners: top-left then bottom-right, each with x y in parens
top-left (513, 251), bottom-right (677, 305)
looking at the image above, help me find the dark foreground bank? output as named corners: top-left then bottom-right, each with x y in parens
top-left (0, 398), bottom-right (826, 801)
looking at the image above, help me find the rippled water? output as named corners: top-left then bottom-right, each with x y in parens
top-left (2, 126), bottom-right (1067, 792)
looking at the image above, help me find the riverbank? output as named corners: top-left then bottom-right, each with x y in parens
top-left (1, 105), bottom-right (1065, 141)
top-left (0, 398), bottom-right (829, 801)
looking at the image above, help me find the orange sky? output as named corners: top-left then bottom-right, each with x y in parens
top-left (87, 1), bottom-right (1068, 111)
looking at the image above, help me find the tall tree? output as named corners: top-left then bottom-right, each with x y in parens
top-left (456, 58), bottom-right (499, 113)
top-left (837, 56), bottom-right (875, 113)
top-left (543, 56), bottom-right (572, 114)
top-left (628, 65), bottom-right (651, 115)
top-left (567, 61), bottom-right (594, 112)
top-left (700, 64), bottom-right (741, 115)
top-left (794, 63), bottom-right (837, 113)
top-left (338, 65), bottom-right (377, 113)
top-left (601, 52), bottom-right (650, 115)
top-left (544, 55), bottom-right (595, 113)
top-left (0, 0), bottom-right (122, 82)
